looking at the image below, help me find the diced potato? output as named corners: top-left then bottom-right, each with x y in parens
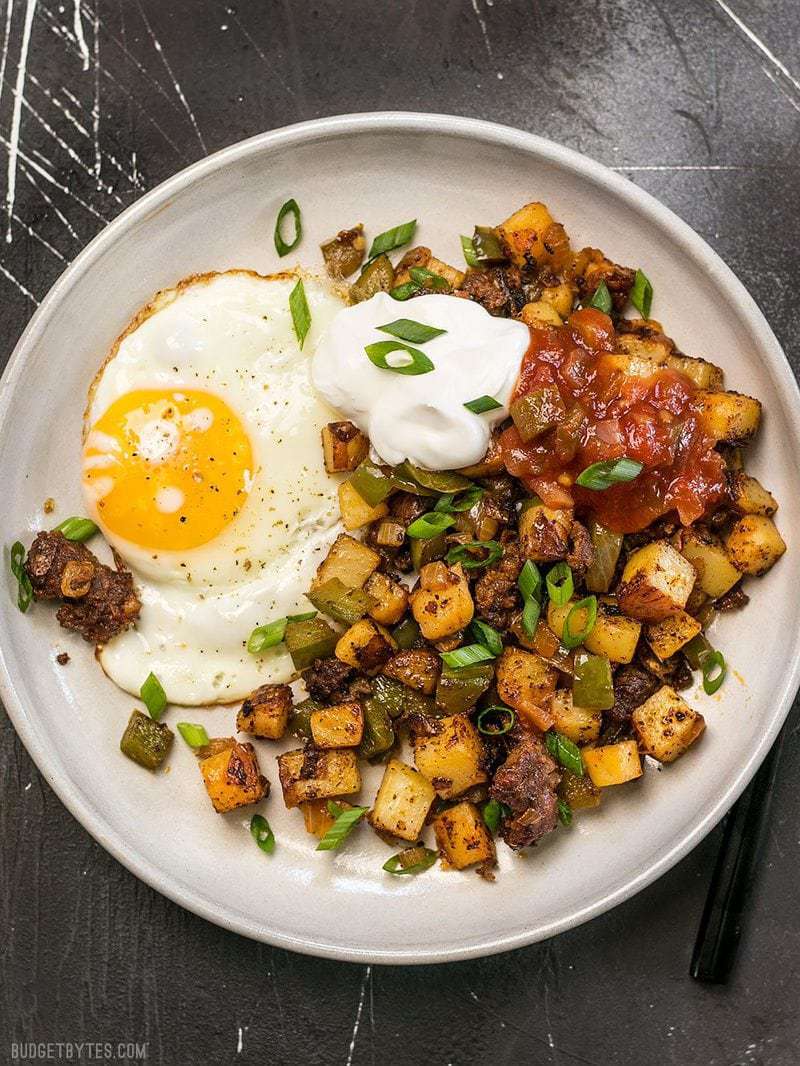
top-left (632, 685), bottom-right (705, 763)
top-left (277, 748), bottom-right (361, 809)
top-left (338, 479), bottom-right (389, 530)
top-left (616, 331), bottom-right (672, 364)
top-left (433, 801), bottom-right (495, 870)
top-left (335, 618), bottom-right (397, 675)
top-left (725, 515), bottom-right (786, 576)
top-left (321, 421), bottom-right (369, 474)
top-left (310, 701), bottom-right (364, 748)
top-left (456, 433), bottom-right (505, 478)
top-left (695, 390), bottom-right (762, 443)
top-left (583, 741), bottom-right (643, 788)
top-left (199, 742), bottom-right (269, 813)
top-left (498, 201), bottom-right (570, 269)
top-left (364, 571), bottom-right (409, 626)
top-left (413, 714), bottom-right (487, 799)
top-left (549, 689), bottom-right (602, 744)
top-left (603, 352), bottom-right (663, 379)
top-left (313, 533), bottom-right (380, 591)
top-left (427, 254), bottom-right (465, 289)
top-left (519, 502), bottom-right (572, 562)
top-left (236, 683), bottom-right (292, 740)
top-left (299, 798), bottom-right (336, 838)
top-left (382, 648), bottom-right (440, 694)
top-left (646, 610), bottom-right (702, 661)
top-left (496, 647), bottom-right (558, 725)
top-left (679, 530), bottom-right (743, 598)
top-left (369, 758), bottom-right (436, 842)
top-left (547, 598), bottom-right (641, 663)
top-left (410, 562), bottom-right (474, 640)
top-left (392, 245), bottom-right (431, 285)
top-left (521, 301), bottom-right (563, 327)
top-left (729, 473), bottom-right (777, 517)
top-left (617, 541), bottom-right (697, 621)
top-left (665, 353), bottom-right (724, 390)
top-left (540, 281), bottom-right (575, 318)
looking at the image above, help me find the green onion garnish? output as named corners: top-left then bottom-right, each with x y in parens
top-left (368, 220), bottom-right (417, 260)
top-left (176, 722), bottom-right (209, 748)
top-left (287, 610), bottom-right (318, 623)
top-left (546, 562), bottom-right (574, 606)
top-left (9, 541), bottom-right (33, 612)
top-left (247, 611), bottom-right (316, 655)
top-left (250, 813), bottom-right (276, 855)
top-left (588, 280), bottom-right (612, 314)
top-left (289, 277), bottom-right (311, 349)
top-left (460, 234), bottom-right (479, 268)
top-left (383, 846), bottom-right (438, 875)
top-left (405, 512), bottom-right (455, 539)
top-left (434, 486), bottom-right (484, 514)
top-left (701, 650), bottom-right (726, 695)
top-left (518, 559), bottom-right (543, 636)
top-left (389, 281), bottom-right (419, 301)
top-left (631, 268), bottom-right (653, 318)
top-left (377, 318), bottom-right (446, 344)
top-left (440, 644), bottom-right (496, 669)
top-left (273, 198), bottom-right (302, 257)
top-left (545, 730), bottom-right (584, 776)
top-left (463, 395), bottom-right (502, 414)
top-left (477, 705), bottom-right (516, 736)
top-left (522, 598), bottom-right (541, 637)
top-left (316, 802), bottom-right (369, 851)
top-left (409, 266), bottom-right (449, 291)
top-left (557, 798), bottom-right (573, 827)
top-left (55, 517), bottom-right (99, 542)
top-left (481, 798), bottom-right (509, 834)
top-left (364, 340), bottom-right (434, 376)
top-left (140, 671), bottom-right (167, 721)
top-left (576, 458), bottom-right (643, 490)
top-left (446, 539), bottom-right (502, 571)
top-left (470, 619), bottom-right (504, 656)
top-left (562, 595), bottom-right (598, 649)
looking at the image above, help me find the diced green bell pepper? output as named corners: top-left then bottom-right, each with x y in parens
top-left (120, 710), bottom-right (173, 770)
top-left (572, 651), bottom-right (614, 710)
top-left (284, 618), bottom-right (338, 671)
top-left (307, 577), bottom-right (376, 626)
top-left (435, 663), bottom-right (494, 714)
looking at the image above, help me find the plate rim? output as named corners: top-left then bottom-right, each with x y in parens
top-left (2, 110), bottom-right (799, 964)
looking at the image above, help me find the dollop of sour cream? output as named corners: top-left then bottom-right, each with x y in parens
top-left (311, 292), bottom-right (530, 470)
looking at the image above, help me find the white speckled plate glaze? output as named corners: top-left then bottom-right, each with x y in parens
top-left (2, 113), bottom-right (799, 964)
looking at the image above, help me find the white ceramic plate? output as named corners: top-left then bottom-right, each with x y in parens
top-left (2, 113), bottom-right (799, 964)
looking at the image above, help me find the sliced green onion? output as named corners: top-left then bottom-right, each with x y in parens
top-left (289, 278), bottom-right (311, 349)
top-left (368, 220), bottom-right (416, 260)
top-left (701, 650), bottom-right (726, 695)
top-left (383, 846), bottom-right (438, 875)
top-left (287, 610), bottom-right (318, 623)
top-left (545, 730), bottom-right (584, 777)
top-left (557, 798), bottom-right (573, 827)
top-left (576, 458), bottom-right (643, 490)
top-left (9, 541), bottom-right (33, 613)
top-left (176, 722), bottom-right (209, 748)
top-left (472, 226), bottom-right (506, 263)
top-left (55, 517), bottom-right (99, 542)
top-left (477, 705), bottom-right (516, 736)
top-left (140, 672), bottom-right (167, 721)
top-left (434, 486), bottom-right (484, 514)
top-left (546, 562), bottom-right (574, 606)
top-left (470, 619), bottom-right (504, 656)
top-left (460, 234), bottom-right (480, 267)
top-left (481, 798), bottom-right (509, 834)
top-left (440, 644), bottom-right (496, 669)
top-left (406, 512), bottom-right (455, 539)
top-left (273, 198), bottom-right (302, 257)
top-left (247, 617), bottom-right (288, 654)
top-left (316, 803), bottom-right (369, 851)
top-left (463, 395), bottom-right (502, 414)
top-left (522, 598), bottom-right (541, 637)
top-left (562, 595), bottom-right (598, 649)
top-left (631, 268), bottom-right (653, 318)
top-left (377, 318), bottom-right (446, 344)
top-left (364, 340), bottom-right (434, 376)
top-left (409, 266), bottom-right (449, 291)
top-left (518, 559), bottom-right (544, 637)
top-left (588, 280), bottom-right (612, 314)
top-left (446, 539), bottom-right (502, 571)
top-left (250, 813), bottom-right (276, 855)
top-left (389, 281), bottom-right (419, 301)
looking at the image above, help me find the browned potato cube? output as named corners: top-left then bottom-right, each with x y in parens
top-left (382, 648), bottom-right (440, 694)
top-left (338, 480), bottom-right (389, 530)
top-left (427, 254), bottom-right (465, 289)
top-left (695, 390), bottom-right (762, 443)
top-left (521, 301), bottom-right (563, 327)
top-left (725, 515), bottom-right (786, 576)
top-left (519, 502), bottom-right (572, 562)
top-left (540, 281), bottom-right (575, 318)
top-left (678, 530), bottom-right (742, 599)
top-left (321, 421), bottom-right (369, 474)
top-left (413, 714), bottom-right (487, 799)
top-left (583, 741), bottom-right (643, 788)
top-left (410, 562), bottom-right (474, 640)
top-left (498, 201), bottom-right (570, 269)
top-left (496, 647), bottom-right (558, 718)
top-left (616, 330), bottom-right (673, 365)
top-left (364, 571), bottom-right (409, 626)
top-left (313, 533), bottom-right (380, 590)
top-left (310, 701), bottom-right (364, 748)
top-left (617, 541), bottom-right (696, 621)
top-left (277, 748), bottom-right (361, 809)
top-left (547, 598), bottom-right (641, 664)
top-left (335, 618), bottom-right (397, 674)
top-left (549, 689), bottom-right (601, 744)
top-left (199, 742), bottom-right (269, 813)
top-left (729, 473), bottom-right (777, 517)
top-left (665, 353), bottom-right (723, 390)
top-left (646, 611), bottom-right (702, 662)
top-left (433, 801), bottom-right (495, 870)
top-left (632, 685), bottom-right (705, 763)
top-left (236, 683), bottom-right (293, 740)
top-left (369, 759), bottom-right (436, 842)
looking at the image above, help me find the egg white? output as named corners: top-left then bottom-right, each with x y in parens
top-left (85, 270), bottom-right (345, 705)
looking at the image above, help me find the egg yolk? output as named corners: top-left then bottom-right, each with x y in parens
top-left (82, 389), bottom-right (253, 551)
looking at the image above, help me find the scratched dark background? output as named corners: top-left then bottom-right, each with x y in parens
top-left (1, 1), bottom-right (799, 1064)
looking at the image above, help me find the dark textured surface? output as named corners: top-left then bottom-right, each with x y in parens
top-left (1, 2), bottom-right (799, 1064)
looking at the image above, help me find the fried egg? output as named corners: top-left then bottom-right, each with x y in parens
top-left (82, 270), bottom-right (345, 705)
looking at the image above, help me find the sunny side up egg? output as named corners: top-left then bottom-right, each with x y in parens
top-left (81, 270), bottom-right (345, 705)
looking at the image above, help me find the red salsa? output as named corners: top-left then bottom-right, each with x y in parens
top-left (500, 308), bottom-right (727, 533)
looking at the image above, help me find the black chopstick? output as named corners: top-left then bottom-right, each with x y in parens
top-left (690, 729), bottom-right (785, 983)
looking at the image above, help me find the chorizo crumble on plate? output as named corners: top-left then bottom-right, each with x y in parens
top-left (11, 198), bottom-right (786, 879)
